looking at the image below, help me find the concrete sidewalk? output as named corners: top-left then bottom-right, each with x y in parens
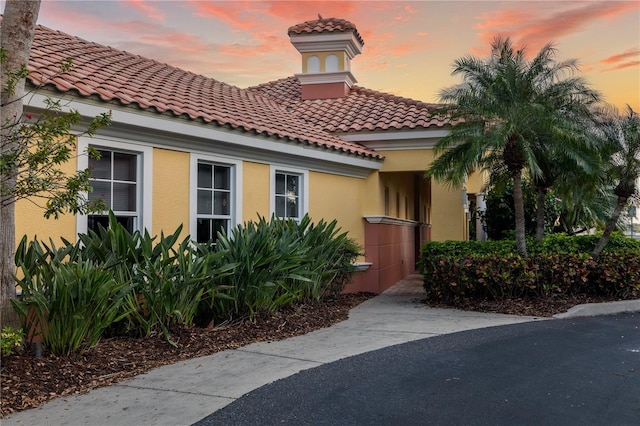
top-left (3, 275), bottom-right (637, 426)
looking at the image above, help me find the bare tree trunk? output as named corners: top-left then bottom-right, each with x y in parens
top-left (535, 186), bottom-right (546, 241)
top-left (1, 0), bottom-right (41, 329)
top-left (512, 169), bottom-right (528, 258)
top-left (592, 196), bottom-right (627, 260)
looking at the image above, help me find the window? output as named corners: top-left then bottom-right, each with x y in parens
top-left (88, 149), bottom-right (140, 233)
top-left (307, 55), bottom-right (320, 73)
top-left (196, 162), bottom-right (231, 243)
top-left (271, 166), bottom-right (308, 221)
top-left (326, 54), bottom-right (339, 72)
top-left (190, 154), bottom-right (241, 245)
top-left (384, 187), bottom-right (390, 216)
top-left (77, 137), bottom-right (152, 237)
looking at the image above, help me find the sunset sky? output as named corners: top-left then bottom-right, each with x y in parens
top-left (7, 0), bottom-right (640, 110)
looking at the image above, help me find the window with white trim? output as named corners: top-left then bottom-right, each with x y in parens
top-left (196, 162), bottom-right (232, 243)
top-left (88, 149), bottom-right (140, 233)
top-left (271, 167), bottom-right (308, 221)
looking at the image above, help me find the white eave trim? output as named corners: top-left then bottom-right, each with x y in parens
top-left (340, 129), bottom-right (451, 151)
top-left (290, 33), bottom-right (363, 57)
top-left (296, 71), bottom-right (357, 86)
top-left (364, 215), bottom-right (419, 226)
top-left (26, 93), bottom-right (382, 178)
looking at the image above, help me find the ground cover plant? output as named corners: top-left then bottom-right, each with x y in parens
top-left (420, 234), bottom-right (640, 305)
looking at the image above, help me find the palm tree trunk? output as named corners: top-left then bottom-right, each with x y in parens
top-left (592, 196), bottom-right (627, 260)
top-left (535, 187), bottom-right (546, 241)
top-left (513, 169), bottom-right (528, 258)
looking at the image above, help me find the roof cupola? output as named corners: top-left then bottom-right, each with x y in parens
top-left (288, 18), bottom-right (364, 100)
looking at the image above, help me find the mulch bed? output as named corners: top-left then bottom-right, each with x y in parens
top-left (1, 293), bottom-right (375, 417)
top-left (425, 293), bottom-right (623, 318)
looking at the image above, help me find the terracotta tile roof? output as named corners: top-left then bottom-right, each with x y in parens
top-left (288, 18), bottom-right (364, 46)
top-left (248, 77), bottom-right (450, 133)
top-left (26, 25), bottom-right (381, 160)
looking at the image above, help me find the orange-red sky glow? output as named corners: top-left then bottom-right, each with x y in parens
top-left (5, 0), bottom-right (639, 111)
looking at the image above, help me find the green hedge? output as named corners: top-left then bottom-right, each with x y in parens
top-left (420, 235), bottom-right (640, 304)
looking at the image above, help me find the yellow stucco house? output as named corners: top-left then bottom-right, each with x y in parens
top-left (19, 17), bottom-right (484, 293)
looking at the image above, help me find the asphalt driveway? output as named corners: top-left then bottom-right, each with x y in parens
top-left (196, 313), bottom-right (640, 426)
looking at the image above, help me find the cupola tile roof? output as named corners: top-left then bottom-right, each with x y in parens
top-left (26, 25), bottom-right (381, 160)
top-left (249, 76), bottom-right (449, 133)
top-left (287, 17), bottom-right (364, 46)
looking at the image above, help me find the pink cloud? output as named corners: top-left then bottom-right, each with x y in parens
top-left (600, 48), bottom-right (640, 65)
top-left (606, 60), bottom-right (640, 71)
top-left (265, 1), bottom-right (360, 22)
top-left (123, 0), bottom-right (165, 22)
top-left (475, 2), bottom-right (640, 54)
top-left (187, 1), bottom-right (262, 32)
top-left (138, 32), bottom-right (209, 54)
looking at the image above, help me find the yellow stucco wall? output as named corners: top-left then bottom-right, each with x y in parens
top-left (242, 161), bottom-right (270, 221)
top-left (430, 181), bottom-right (466, 241)
top-left (14, 142), bottom-right (79, 246)
top-left (152, 148), bottom-right (189, 237)
top-left (308, 171), bottom-right (366, 249)
top-left (363, 171), bottom-right (383, 216)
top-left (466, 170), bottom-right (488, 194)
top-left (301, 51), bottom-right (347, 73)
top-left (379, 172), bottom-right (415, 220)
top-left (378, 148), bottom-right (436, 173)
top-left (376, 148), bottom-right (467, 241)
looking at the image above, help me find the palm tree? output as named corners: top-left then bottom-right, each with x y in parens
top-left (592, 105), bottom-right (640, 259)
top-left (427, 36), bottom-right (599, 257)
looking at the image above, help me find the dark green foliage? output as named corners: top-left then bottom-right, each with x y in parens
top-left (12, 212), bottom-right (360, 354)
top-left (481, 181), bottom-right (562, 240)
top-left (210, 215), bottom-right (360, 320)
top-left (12, 242), bottom-right (132, 355)
top-left (420, 235), bottom-right (640, 304)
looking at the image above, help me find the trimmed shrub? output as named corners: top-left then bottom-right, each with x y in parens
top-left (420, 235), bottom-right (640, 304)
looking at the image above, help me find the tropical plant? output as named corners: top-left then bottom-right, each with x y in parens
top-left (426, 36), bottom-right (600, 257)
top-left (592, 105), bottom-right (640, 259)
top-left (211, 215), bottom-right (361, 320)
top-left (12, 250), bottom-right (132, 355)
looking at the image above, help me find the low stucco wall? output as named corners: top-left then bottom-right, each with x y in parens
top-left (344, 217), bottom-right (418, 294)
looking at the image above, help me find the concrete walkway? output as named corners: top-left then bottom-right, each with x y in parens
top-left (3, 274), bottom-right (636, 426)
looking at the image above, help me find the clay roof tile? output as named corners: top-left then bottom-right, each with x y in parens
top-left (287, 17), bottom-right (364, 46)
top-left (248, 76), bottom-right (450, 134)
top-left (26, 25), bottom-right (381, 160)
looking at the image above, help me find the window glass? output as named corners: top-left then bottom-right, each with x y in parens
top-left (214, 166), bottom-right (230, 190)
top-left (275, 171), bottom-right (302, 219)
top-left (196, 161), bottom-right (233, 243)
top-left (198, 163), bottom-right (212, 189)
top-left (89, 181), bottom-right (111, 206)
top-left (326, 54), bottom-right (339, 72)
top-left (113, 183), bottom-right (136, 211)
top-left (275, 196), bottom-right (286, 217)
top-left (197, 189), bottom-right (212, 215)
top-left (89, 150), bottom-right (111, 179)
top-left (196, 218), bottom-right (228, 244)
top-left (113, 152), bottom-right (136, 181)
top-left (307, 55), bottom-right (320, 73)
top-left (88, 149), bottom-right (139, 233)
